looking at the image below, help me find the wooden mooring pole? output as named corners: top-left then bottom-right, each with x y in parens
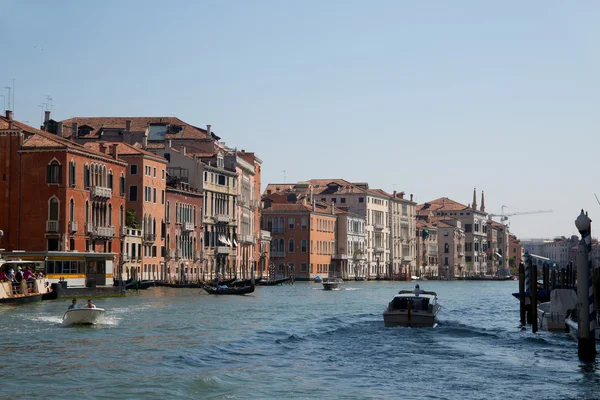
top-left (575, 210), bottom-right (596, 361)
top-left (531, 257), bottom-right (538, 333)
top-left (519, 262), bottom-right (526, 325)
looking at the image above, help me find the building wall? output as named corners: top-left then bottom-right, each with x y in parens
top-left (334, 213), bottom-right (366, 279)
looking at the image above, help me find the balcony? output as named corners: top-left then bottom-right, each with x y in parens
top-left (459, 252), bottom-right (465, 257)
top-left (214, 214), bottom-right (230, 224)
top-left (237, 195), bottom-right (247, 206)
top-left (46, 220), bottom-right (59, 232)
top-left (332, 254), bottom-right (350, 260)
top-left (183, 222), bottom-right (194, 232)
top-left (143, 233), bottom-right (156, 243)
top-left (194, 251), bottom-right (201, 261)
top-left (403, 256), bottom-right (413, 262)
top-left (260, 230), bottom-right (272, 242)
top-left (240, 234), bottom-right (254, 245)
top-left (374, 223), bottom-right (384, 230)
top-left (353, 253), bottom-right (366, 260)
top-left (91, 185), bottom-right (112, 200)
top-left (175, 249), bottom-right (181, 259)
top-left (217, 246), bottom-right (231, 255)
top-left (85, 223), bottom-right (114, 238)
top-left (122, 253), bottom-right (129, 262)
top-left (374, 246), bottom-right (385, 254)
top-left (68, 220), bottom-right (78, 233)
top-left (122, 227), bottom-right (142, 237)
top-left (250, 200), bottom-right (261, 209)
top-left (270, 251), bottom-right (285, 258)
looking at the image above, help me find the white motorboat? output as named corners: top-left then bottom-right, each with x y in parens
top-left (63, 308), bottom-right (105, 325)
top-left (565, 308), bottom-right (600, 340)
top-left (537, 289), bottom-right (577, 332)
top-left (383, 289), bottom-right (441, 328)
top-left (322, 277), bottom-right (344, 291)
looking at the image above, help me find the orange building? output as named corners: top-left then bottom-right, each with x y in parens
top-left (261, 194), bottom-right (338, 281)
top-left (0, 111), bottom-right (126, 284)
top-left (85, 142), bottom-right (168, 281)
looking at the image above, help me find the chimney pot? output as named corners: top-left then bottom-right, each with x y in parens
top-left (72, 122), bottom-right (78, 139)
top-left (142, 135), bottom-right (148, 150)
top-left (125, 120), bottom-right (131, 132)
top-left (44, 110), bottom-right (51, 123)
top-left (112, 143), bottom-right (119, 160)
top-left (5, 110), bottom-right (13, 120)
top-left (410, 194), bottom-right (413, 202)
top-left (207, 124), bottom-right (212, 138)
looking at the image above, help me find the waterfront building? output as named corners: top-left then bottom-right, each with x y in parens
top-left (417, 189), bottom-right (488, 277)
top-left (84, 142), bottom-right (167, 281)
top-left (435, 219), bottom-right (466, 279)
top-left (261, 192), bottom-right (338, 281)
top-left (0, 111), bottom-right (126, 285)
top-left (265, 180), bottom-right (394, 279)
top-left (486, 220), bottom-right (510, 277)
top-left (164, 181), bottom-right (203, 282)
top-left (387, 191), bottom-right (417, 279)
top-left (121, 227), bottom-right (142, 280)
top-left (508, 234), bottom-right (523, 271)
top-left (333, 210), bottom-right (366, 280)
top-left (415, 219), bottom-right (438, 278)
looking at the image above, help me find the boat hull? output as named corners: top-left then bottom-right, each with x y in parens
top-left (383, 310), bottom-right (437, 328)
top-left (322, 282), bottom-right (343, 290)
top-left (203, 285), bottom-right (255, 295)
top-left (0, 293), bottom-right (43, 304)
top-left (257, 277), bottom-right (291, 286)
top-left (63, 308), bottom-right (105, 325)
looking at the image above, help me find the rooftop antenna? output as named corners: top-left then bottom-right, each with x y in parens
top-left (3, 86), bottom-right (11, 110)
top-left (594, 193), bottom-right (600, 207)
top-left (38, 103), bottom-right (46, 125)
top-left (283, 170), bottom-right (287, 184)
top-left (42, 95), bottom-right (53, 111)
top-left (0, 94), bottom-right (5, 112)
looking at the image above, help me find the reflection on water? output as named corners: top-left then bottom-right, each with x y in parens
top-left (0, 282), bottom-right (598, 399)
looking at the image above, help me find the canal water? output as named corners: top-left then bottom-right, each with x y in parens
top-left (1, 281), bottom-right (598, 399)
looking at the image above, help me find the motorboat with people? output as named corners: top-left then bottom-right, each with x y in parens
top-left (322, 277), bottom-right (344, 290)
top-left (537, 289), bottom-right (578, 332)
top-left (383, 285), bottom-right (441, 327)
top-left (63, 299), bottom-right (105, 325)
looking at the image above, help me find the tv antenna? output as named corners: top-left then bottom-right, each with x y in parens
top-left (282, 170), bottom-right (287, 184)
top-left (594, 193), bottom-right (600, 207)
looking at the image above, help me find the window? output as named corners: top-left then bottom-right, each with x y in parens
top-left (445, 257), bottom-right (449, 266)
top-left (108, 204), bottom-right (112, 225)
top-left (474, 242), bottom-right (479, 252)
top-left (161, 190), bottom-right (165, 204)
top-left (465, 224), bottom-right (472, 233)
top-left (130, 164), bottom-right (137, 175)
top-left (288, 217), bottom-right (295, 229)
top-left (145, 187), bottom-right (151, 202)
top-left (162, 169), bottom-right (165, 179)
top-left (444, 243), bottom-right (449, 253)
top-left (119, 174), bottom-right (126, 196)
top-left (301, 217), bottom-right (307, 229)
top-left (130, 185), bottom-right (138, 201)
top-left (301, 239), bottom-right (307, 253)
top-left (47, 238), bottom-right (59, 251)
top-left (153, 167), bottom-right (156, 177)
top-left (474, 223), bottom-right (480, 233)
top-left (466, 256), bottom-right (472, 262)
top-left (69, 161), bottom-right (76, 187)
top-left (301, 263), bottom-right (308, 272)
top-left (47, 160), bottom-right (62, 184)
top-left (48, 197), bottom-right (59, 221)
top-left (465, 242), bottom-right (472, 252)
top-left (85, 201), bottom-right (89, 222)
top-left (166, 202), bottom-right (170, 223)
top-left (69, 199), bottom-right (74, 222)
top-left (340, 198), bottom-right (346, 203)
top-left (120, 205), bottom-right (124, 227)
top-left (359, 197), bottom-right (364, 203)
top-left (217, 175), bottom-right (226, 185)
top-left (108, 171), bottom-right (113, 189)
top-left (70, 238), bottom-right (75, 251)
top-left (153, 188), bottom-right (157, 203)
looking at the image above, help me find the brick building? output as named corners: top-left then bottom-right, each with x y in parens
top-left (0, 111), bottom-right (126, 285)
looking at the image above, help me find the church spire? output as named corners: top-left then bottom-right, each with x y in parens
top-left (472, 188), bottom-right (477, 210)
top-left (480, 190), bottom-right (485, 212)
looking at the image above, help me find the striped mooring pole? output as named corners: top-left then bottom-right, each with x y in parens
top-left (575, 210), bottom-right (596, 360)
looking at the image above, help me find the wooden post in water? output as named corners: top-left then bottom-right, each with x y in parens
top-left (575, 210), bottom-right (596, 360)
top-left (531, 257), bottom-right (538, 333)
top-left (542, 263), bottom-right (549, 293)
top-left (560, 268), bottom-right (566, 289)
top-left (551, 267), bottom-right (556, 290)
top-left (524, 252), bottom-right (532, 324)
top-left (519, 262), bottom-right (526, 325)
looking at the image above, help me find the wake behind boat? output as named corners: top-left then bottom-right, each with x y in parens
top-left (63, 308), bottom-right (105, 325)
top-left (383, 285), bottom-right (441, 328)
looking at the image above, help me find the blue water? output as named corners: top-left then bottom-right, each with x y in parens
top-left (1, 281), bottom-right (598, 399)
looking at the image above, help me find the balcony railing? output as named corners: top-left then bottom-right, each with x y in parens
top-left (241, 234), bottom-right (254, 244)
top-left (250, 200), bottom-right (261, 209)
top-left (194, 251), bottom-right (201, 261)
top-left (332, 254), bottom-right (350, 260)
top-left (183, 222), bottom-right (194, 232)
top-left (91, 185), bottom-right (112, 200)
top-left (374, 223), bottom-right (384, 230)
top-left (237, 195), bottom-right (247, 206)
top-left (46, 220), bottom-right (59, 232)
top-left (403, 256), bottom-right (413, 262)
top-left (217, 246), bottom-right (231, 255)
top-left (122, 253), bottom-right (129, 261)
top-left (353, 253), bottom-right (366, 260)
top-left (374, 246), bottom-right (385, 253)
top-left (143, 233), bottom-right (156, 243)
top-left (122, 226), bottom-right (142, 237)
top-left (68, 220), bottom-right (78, 233)
top-left (85, 224), bottom-right (114, 238)
top-left (270, 251), bottom-right (285, 258)
top-left (215, 214), bottom-right (230, 224)
top-left (270, 227), bottom-right (285, 234)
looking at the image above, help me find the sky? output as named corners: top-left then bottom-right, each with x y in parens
top-left (1, 0), bottom-right (599, 239)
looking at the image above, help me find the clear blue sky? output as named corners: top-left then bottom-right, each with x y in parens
top-left (2, 0), bottom-right (599, 239)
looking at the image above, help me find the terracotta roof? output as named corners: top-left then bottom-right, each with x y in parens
top-left (368, 188), bottom-right (393, 198)
top-left (59, 117), bottom-right (219, 140)
top-left (417, 220), bottom-right (437, 229)
top-left (262, 203), bottom-right (314, 212)
top-left (84, 142), bottom-right (167, 162)
top-left (0, 116), bottom-right (46, 135)
top-left (417, 197), bottom-right (471, 212)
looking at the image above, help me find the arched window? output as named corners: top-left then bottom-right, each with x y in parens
top-left (444, 243), bottom-right (449, 253)
top-left (193, 206), bottom-right (197, 226)
top-left (49, 197), bottom-right (59, 221)
top-left (108, 204), bottom-right (112, 225)
top-left (108, 170), bottom-right (114, 189)
top-left (153, 217), bottom-right (156, 235)
top-left (175, 202), bottom-right (179, 224)
top-left (47, 160), bottom-right (62, 184)
top-left (271, 239), bottom-right (278, 252)
top-left (120, 205), bottom-right (124, 227)
top-left (279, 238), bottom-right (284, 252)
top-left (120, 172), bottom-right (125, 196)
top-left (279, 217), bottom-right (284, 231)
top-left (288, 239), bottom-right (294, 253)
top-left (85, 201), bottom-right (89, 222)
top-left (69, 198), bottom-right (74, 222)
top-left (301, 239), bottom-right (307, 253)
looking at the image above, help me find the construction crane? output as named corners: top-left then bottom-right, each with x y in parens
top-left (487, 205), bottom-right (553, 222)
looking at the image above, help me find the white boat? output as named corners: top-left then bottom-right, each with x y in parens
top-left (63, 308), bottom-right (105, 325)
top-left (383, 289), bottom-right (441, 328)
top-left (537, 289), bottom-right (577, 332)
top-left (322, 277), bottom-right (344, 290)
top-left (565, 308), bottom-right (600, 340)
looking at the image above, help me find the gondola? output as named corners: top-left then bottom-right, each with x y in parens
top-left (124, 280), bottom-right (155, 290)
top-left (202, 284), bottom-right (255, 295)
top-left (257, 277), bottom-right (291, 286)
top-left (231, 278), bottom-right (254, 287)
top-left (155, 281), bottom-right (203, 288)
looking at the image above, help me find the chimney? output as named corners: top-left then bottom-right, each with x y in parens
top-left (312, 199), bottom-right (316, 212)
top-left (410, 194), bottom-right (413, 202)
top-left (111, 143), bottom-right (119, 160)
top-left (393, 190), bottom-right (397, 197)
top-left (168, 139), bottom-right (172, 149)
top-left (480, 191), bottom-right (485, 212)
top-left (182, 146), bottom-right (186, 156)
top-left (125, 119), bottom-right (131, 133)
top-left (472, 188), bottom-right (477, 210)
top-left (44, 111), bottom-right (51, 123)
top-left (99, 143), bottom-right (107, 154)
top-left (142, 135), bottom-right (148, 150)
top-left (72, 122), bottom-right (78, 139)
top-left (331, 201), bottom-right (334, 215)
top-left (5, 110), bottom-right (13, 120)
top-left (206, 124), bottom-right (212, 138)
